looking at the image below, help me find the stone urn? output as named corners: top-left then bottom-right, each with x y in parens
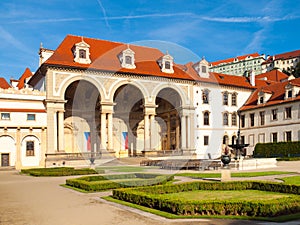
top-left (221, 154), bottom-right (231, 168)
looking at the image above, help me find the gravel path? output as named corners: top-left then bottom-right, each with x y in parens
top-left (0, 161), bottom-right (299, 225)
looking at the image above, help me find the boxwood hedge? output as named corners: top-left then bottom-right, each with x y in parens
top-left (21, 167), bottom-right (99, 176)
top-left (66, 173), bottom-right (174, 191)
top-left (112, 181), bottom-right (300, 217)
top-left (254, 141), bottom-right (300, 158)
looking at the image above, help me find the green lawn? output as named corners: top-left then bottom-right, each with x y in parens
top-left (97, 166), bottom-right (147, 173)
top-left (164, 190), bottom-right (294, 201)
top-left (278, 176), bottom-right (300, 185)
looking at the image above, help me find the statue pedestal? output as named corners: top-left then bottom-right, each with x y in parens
top-left (221, 168), bottom-right (231, 182)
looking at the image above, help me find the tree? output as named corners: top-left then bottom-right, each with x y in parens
top-left (292, 61), bottom-right (300, 78)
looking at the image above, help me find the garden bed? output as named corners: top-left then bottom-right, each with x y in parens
top-left (66, 173), bottom-right (174, 192)
top-left (112, 181), bottom-right (300, 219)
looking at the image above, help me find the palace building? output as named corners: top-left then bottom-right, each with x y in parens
top-left (0, 34), bottom-right (298, 169)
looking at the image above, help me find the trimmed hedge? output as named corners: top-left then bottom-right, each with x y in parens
top-left (66, 173), bottom-right (174, 191)
top-left (112, 181), bottom-right (300, 217)
top-left (254, 141), bottom-right (300, 158)
top-left (21, 167), bottom-right (99, 177)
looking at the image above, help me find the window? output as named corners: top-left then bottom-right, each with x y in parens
top-left (223, 112), bottom-right (229, 126)
top-left (223, 92), bottom-right (228, 105)
top-left (241, 115), bottom-right (245, 128)
top-left (259, 96), bottom-right (264, 104)
top-left (231, 136), bottom-right (237, 145)
top-left (1, 113), bottom-right (10, 120)
top-left (79, 49), bottom-right (86, 59)
top-left (231, 113), bottom-right (237, 126)
top-left (203, 111), bottom-right (210, 125)
top-left (250, 113), bottom-right (255, 127)
top-left (204, 136), bottom-right (209, 146)
top-left (286, 131), bottom-right (292, 142)
top-left (165, 61), bottom-right (171, 69)
top-left (271, 109), bottom-right (278, 120)
top-left (272, 133), bottom-right (278, 143)
top-left (223, 135), bottom-right (229, 145)
top-left (202, 89), bottom-right (209, 104)
top-left (201, 65), bottom-right (207, 73)
top-left (231, 93), bottom-right (237, 106)
top-left (26, 141), bottom-right (34, 156)
top-left (258, 133), bottom-right (265, 143)
top-left (259, 111), bottom-right (265, 126)
top-left (27, 114), bottom-right (36, 121)
top-left (240, 136), bottom-right (245, 145)
top-left (285, 107), bottom-right (292, 119)
top-left (125, 55), bottom-right (132, 65)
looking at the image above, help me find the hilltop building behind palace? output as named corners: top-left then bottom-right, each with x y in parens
top-left (0, 34), bottom-right (299, 169)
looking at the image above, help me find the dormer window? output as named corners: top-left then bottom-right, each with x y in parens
top-left (73, 38), bottom-right (91, 64)
top-left (285, 83), bottom-right (299, 99)
top-left (158, 52), bottom-right (174, 74)
top-left (193, 57), bottom-right (209, 78)
top-left (119, 45), bottom-right (136, 69)
top-left (257, 90), bottom-right (272, 105)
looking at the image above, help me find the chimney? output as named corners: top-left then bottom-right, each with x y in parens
top-left (250, 70), bottom-right (255, 86)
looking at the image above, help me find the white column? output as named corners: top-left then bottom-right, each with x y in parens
top-left (58, 110), bottom-right (65, 152)
top-left (144, 114), bottom-right (150, 151)
top-left (181, 115), bottom-right (187, 150)
top-left (186, 115), bottom-right (190, 150)
top-left (176, 117), bottom-right (180, 150)
top-left (100, 113), bottom-right (107, 150)
top-left (107, 113), bottom-right (113, 151)
top-left (150, 115), bottom-right (155, 150)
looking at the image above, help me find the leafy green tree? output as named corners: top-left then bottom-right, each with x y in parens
top-left (292, 61), bottom-right (300, 78)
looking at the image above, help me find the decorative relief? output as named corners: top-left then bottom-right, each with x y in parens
top-left (54, 73), bottom-right (71, 94)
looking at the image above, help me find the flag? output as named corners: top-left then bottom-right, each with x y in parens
top-left (122, 132), bottom-right (128, 150)
top-left (84, 132), bottom-right (91, 151)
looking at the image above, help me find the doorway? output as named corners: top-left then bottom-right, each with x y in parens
top-left (1, 153), bottom-right (9, 167)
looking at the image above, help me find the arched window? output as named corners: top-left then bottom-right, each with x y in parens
top-left (203, 111), bottom-right (210, 125)
top-left (223, 112), bottom-right (229, 125)
top-left (231, 112), bottom-right (237, 126)
top-left (232, 93), bottom-right (237, 106)
top-left (202, 89), bottom-right (209, 104)
top-left (232, 135), bottom-right (237, 145)
top-left (223, 135), bottom-right (229, 145)
top-left (223, 92), bottom-right (228, 105)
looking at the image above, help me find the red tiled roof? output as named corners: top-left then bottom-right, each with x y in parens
top-left (0, 108), bottom-right (46, 113)
top-left (262, 49), bottom-right (300, 65)
top-left (210, 53), bottom-right (261, 67)
top-left (17, 68), bottom-right (33, 89)
top-left (39, 35), bottom-right (257, 89)
top-left (240, 78), bottom-right (300, 111)
top-left (255, 70), bottom-right (289, 82)
top-left (0, 77), bottom-right (10, 89)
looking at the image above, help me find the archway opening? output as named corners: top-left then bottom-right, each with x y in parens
top-left (64, 80), bottom-right (101, 155)
top-left (155, 88), bottom-right (182, 151)
top-left (113, 84), bottom-right (144, 156)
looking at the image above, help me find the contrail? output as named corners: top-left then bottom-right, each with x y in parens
top-left (96, 0), bottom-right (110, 29)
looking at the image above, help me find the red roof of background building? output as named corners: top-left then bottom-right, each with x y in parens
top-left (240, 78), bottom-right (300, 111)
top-left (262, 49), bottom-right (300, 65)
top-left (0, 77), bottom-right (10, 89)
top-left (17, 67), bottom-right (32, 89)
top-left (255, 70), bottom-right (289, 82)
top-left (209, 53), bottom-right (261, 67)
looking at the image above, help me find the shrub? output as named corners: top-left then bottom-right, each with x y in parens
top-left (254, 141), bottom-right (300, 158)
top-left (21, 167), bottom-right (99, 176)
top-left (112, 181), bottom-right (300, 217)
top-left (66, 173), bottom-right (174, 191)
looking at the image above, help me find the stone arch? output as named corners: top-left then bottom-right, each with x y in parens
top-left (58, 75), bottom-right (105, 101)
top-left (108, 79), bottom-right (148, 103)
top-left (151, 83), bottom-right (188, 107)
top-left (0, 135), bottom-right (16, 167)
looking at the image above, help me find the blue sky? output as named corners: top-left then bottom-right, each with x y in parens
top-left (0, 0), bottom-right (299, 81)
